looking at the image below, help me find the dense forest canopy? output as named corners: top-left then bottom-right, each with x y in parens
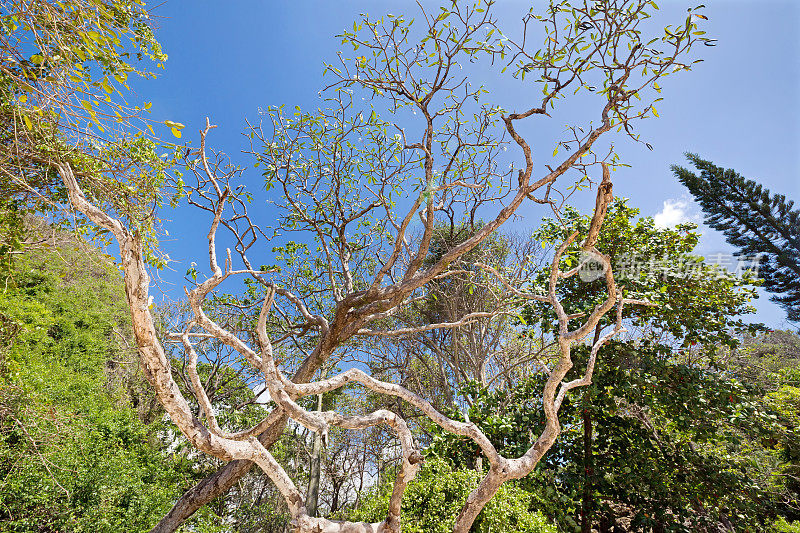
top-left (0, 1), bottom-right (798, 532)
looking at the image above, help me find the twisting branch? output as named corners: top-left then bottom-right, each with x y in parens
top-left (52, 1), bottom-right (709, 531)
top-left (63, 140), bottom-right (642, 532)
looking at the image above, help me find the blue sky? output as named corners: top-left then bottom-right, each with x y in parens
top-left (140, 1), bottom-right (799, 329)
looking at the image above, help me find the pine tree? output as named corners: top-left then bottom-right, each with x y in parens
top-left (672, 154), bottom-right (800, 323)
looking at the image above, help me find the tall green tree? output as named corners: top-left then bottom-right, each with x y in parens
top-left (672, 154), bottom-right (800, 323)
top-left (428, 343), bottom-right (785, 533)
top-left (526, 198), bottom-right (760, 350)
top-left (720, 329), bottom-right (800, 521)
top-left (377, 199), bottom-right (774, 531)
top-left (522, 199), bottom-right (755, 532)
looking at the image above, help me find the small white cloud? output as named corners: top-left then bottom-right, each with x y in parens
top-left (654, 197), bottom-right (698, 228)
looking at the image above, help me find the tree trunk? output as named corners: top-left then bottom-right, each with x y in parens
top-left (148, 414), bottom-right (287, 533)
top-left (580, 396), bottom-right (593, 533)
top-left (149, 344), bottom-right (331, 532)
top-left (581, 324), bottom-right (602, 533)
top-left (305, 394), bottom-right (324, 517)
top-left (330, 479), bottom-right (342, 515)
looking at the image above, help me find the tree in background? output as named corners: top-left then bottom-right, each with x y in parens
top-left (720, 329), bottom-right (800, 522)
top-left (528, 199), bottom-right (765, 532)
top-left (423, 200), bottom-right (777, 531)
top-left (526, 199), bottom-right (760, 351)
top-left (672, 154), bottom-right (800, 324)
top-left (362, 224), bottom-right (547, 414)
top-left (427, 341), bottom-right (790, 533)
top-left (51, 0), bottom-right (714, 530)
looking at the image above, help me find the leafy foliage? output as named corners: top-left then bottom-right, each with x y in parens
top-left (0, 1), bottom-right (733, 530)
top-left (0, 227), bottom-right (210, 531)
top-left (428, 342), bottom-right (784, 532)
top-left (0, 0), bottom-right (181, 268)
top-left (720, 330), bottom-right (800, 520)
top-left (525, 199), bottom-right (761, 351)
top-left (672, 154), bottom-right (800, 324)
top-left (422, 200), bottom-right (787, 531)
top-left (346, 458), bottom-right (556, 533)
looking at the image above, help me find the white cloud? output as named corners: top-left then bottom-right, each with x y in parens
top-left (654, 197), bottom-right (699, 228)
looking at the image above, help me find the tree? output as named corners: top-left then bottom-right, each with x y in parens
top-left (152, 3), bottom-right (715, 526)
top-left (527, 198), bottom-right (760, 351)
top-left (672, 154), bottom-right (800, 324)
top-left (720, 329), bottom-right (800, 522)
top-left (525, 198), bottom-right (765, 531)
top-left (362, 225), bottom-right (547, 413)
top-left (428, 343), bottom-right (783, 532)
top-left (48, 1), bottom-right (713, 531)
top-left (426, 199), bottom-right (771, 531)
top-left (0, 0), bottom-right (177, 268)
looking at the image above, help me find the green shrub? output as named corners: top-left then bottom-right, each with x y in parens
top-left (0, 237), bottom-right (203, 531)
top-left (776, 518), bottom-right (800, 533)
top-left (347, 458), bottom-right (556, 533)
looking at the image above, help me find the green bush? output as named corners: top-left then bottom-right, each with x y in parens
top-left (347, 458), bottom-right (556, 533)
top-left (0, 236), bottom-right (204, 531)
top-left (776, 518), bottom-right (800, 533)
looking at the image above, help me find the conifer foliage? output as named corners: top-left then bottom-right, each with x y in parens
top-left (672, 154), bottom-right (800, 323)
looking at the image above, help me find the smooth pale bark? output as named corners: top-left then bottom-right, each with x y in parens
top-left (58, 164), bottom-right (406, 532)
top-left (151, 328), bottom-right (328, 531)
top-left (149, 419), bottom-right (285, 533)
top-left (60, 155), bottom-right (639, 533)
top-left (63, 156), bottom-right (649, 533)
top-left (306, 433), bottom-right (323, 517)
top-left (306, 394), bottom-right (324, 517)
top-left (27, 0), bottom-right (699, 527)
top-left (54, 71), bottom-right (661, 533)
top-left (145, 75), bottom-right (620, 533)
